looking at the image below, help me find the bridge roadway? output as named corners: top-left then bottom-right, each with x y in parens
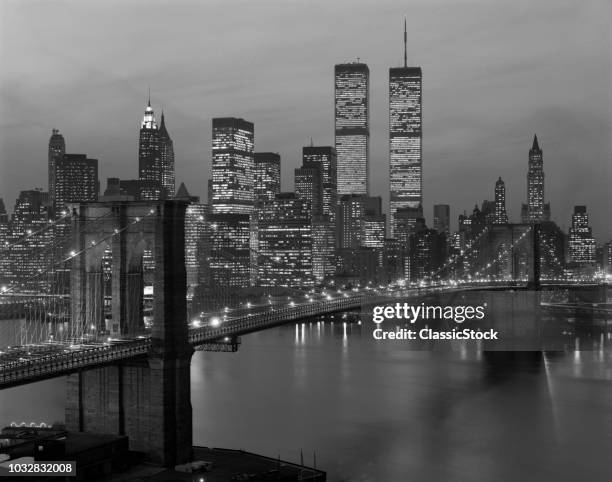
top-left (0, 281), bottom-right (605, 389)
top-left (0, 289), bottom-right (410, 389)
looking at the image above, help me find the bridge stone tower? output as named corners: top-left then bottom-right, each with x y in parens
top-left (65, 201), bottom-right (193, 466)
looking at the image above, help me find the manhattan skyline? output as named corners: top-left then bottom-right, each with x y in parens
top-left (0, 0), bottom-right (611, 241)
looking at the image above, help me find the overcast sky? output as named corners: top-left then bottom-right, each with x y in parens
top-left (1, 0), bottom-right (610, 241)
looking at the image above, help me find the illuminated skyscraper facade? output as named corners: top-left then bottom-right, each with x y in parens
top-left (494, 177), bottom-right (508, 224)
top-left (208, 213), bottom-right (251, 288)
top-left (389, 57), bottom-right (422, 236)
top-left (568, 206), bottom-right (596, 264)
top-left (335, 63), bottom-right (369, 196)
top-left (603, 241), bottom-right (612, 275)
top-left (312, 216), bottom-right (335, 283)
top-left (295, 167), bottom-right (322, 217)
top-left (138, 97), bottom-right (162, 200)
top-left (0, 198), bottom-right (9, 284)
top-left (7, 189), bottom-right (53, 289)
top-left (158, 112), bottom-right (175, 199)
top-left (257, 193), bottom-right (313, 288)
top-left (54, 154), bottom-right (99, 210)
top-left (336, 195), bottom-right (383, 249)
top-left (521, 134), bottom-right (550, 223)
top-left (48, 129), bottom-right (65, 212)
top-left (302, 146), bottom-right (337, 222)
top-left (254, 152), bottom-right (281, 201)
top-left (211, 117), bottom-right (255, 214)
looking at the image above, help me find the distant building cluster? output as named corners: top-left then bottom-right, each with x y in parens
top-left (0, 26), bottom-right (608, 297)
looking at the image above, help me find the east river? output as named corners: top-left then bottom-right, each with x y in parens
top-left (2, 315), bottom-right (612, 481)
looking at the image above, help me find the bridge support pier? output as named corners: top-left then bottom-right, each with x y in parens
top-left (66, 201), bottom-right (193, 466)
top-left (483, 290), bottom-right (542, 350)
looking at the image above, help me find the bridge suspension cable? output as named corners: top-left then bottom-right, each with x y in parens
top-left (1, 209), bottom-right (158, 348)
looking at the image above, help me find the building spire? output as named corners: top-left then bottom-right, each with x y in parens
top-left (142, 87), bottom-right (156, 129)
top-left (403, 16), bottom-right (407, 67)
top-left (532, 133), bottom-right (539, 150)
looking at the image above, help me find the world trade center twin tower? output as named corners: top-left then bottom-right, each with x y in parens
top-left (334, 20), bottom-right (422, 237)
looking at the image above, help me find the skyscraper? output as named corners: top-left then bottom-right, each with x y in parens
top-left (603, 241), bottom-right (612, 275)
top-left (257, 193), bottom-right (313, 288)
top-left (394, 205), bottom-right (423, 245)
top-left (336, 194), bottom-right (383, 249)
top-left (211, 117), bottom-right (255, 214)
top-left (335, 62), bottom-right (369, 196)
top-left (0, 198), bottom-right (8, 243)
top-left (408, 219), bottom-right (446, 282)
top-left (8, 189), bottom-right (53, 289)
top-left (138, 95), bottom-right (162, 200)
top-left (302, 146), bottom-right (337, 222)
top-left (158, 111), bottom-right (175, 199)
top-left (54, 154), bottom-right (99, 209)
top-left (494, 177), bottom-right (508, 224)
top-left (0, 198), bottom-right (9, 284)
top-left (433, 204), bottom-right (450, 237)
top-left (312, 216), bottom-right (335, 283)
top-left (208, 213), bottom-right (251, 288)
top-left (253, 152), bottom-right (281, 201)
top-left (295, 166), bottom-right (322, 217)
top-left (568, 206), bottom-right (596, 264)
top-left (521, 134), bottom-right (550, 223)
top-left (175, 182), bottom-right (207, 289)
top-left (48, 129), bottom-right (65, 212)
top-left (389, 20), bottom-right (422, 236)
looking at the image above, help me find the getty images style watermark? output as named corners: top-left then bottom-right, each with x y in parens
top-left (371, 302), bottom-right (500, 341)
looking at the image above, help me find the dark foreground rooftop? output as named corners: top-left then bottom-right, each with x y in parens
top-left (101, 446), bottom-right (325, 482)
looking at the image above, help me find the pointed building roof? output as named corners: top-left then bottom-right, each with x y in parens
top-left (175, 182), bottom-right (190, 198)
top-left (532, 134), bottom-right (540, 150)
top-left (158, 110), bottom-right (170, 138)
top-left (175, 182), bottom-right (199, 202)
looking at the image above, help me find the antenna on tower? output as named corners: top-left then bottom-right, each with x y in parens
top-left (310, 137), bottom-right (314, 147)
top-left (403, 16), bottom-right (407, 67)
top-left (147, 85), bottom-right (151, 106)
